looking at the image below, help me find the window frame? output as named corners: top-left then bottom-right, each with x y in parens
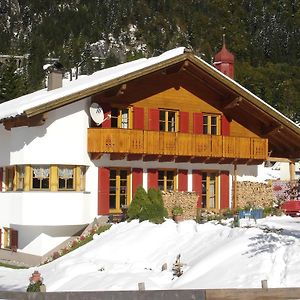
top-left (201, 171), bottom-right (220, 209)
top-left (203, 114), bottom-right (221, 135)
top-left (158, 169), bottom-right (177, 192)
top-left (2, 165), bottom-right (86, 192)
top-left (111, 106), bottom-right (132, 129)
top-left (109, 168), bottom-right (131, 214)
top-left (159, 109), bottom-right (179, 132)
top-left (58, 165), bottom-right (76, 191)
top-left (31, 165), bottom-right (50, 190)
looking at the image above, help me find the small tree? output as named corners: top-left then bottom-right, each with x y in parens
top-left (127, 186), bottom-right (149, 220)
top-left (127, 187), bottom-right (168, 224)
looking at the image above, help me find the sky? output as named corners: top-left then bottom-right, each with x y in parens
top-left (0, 215), bottom-right (300, 292)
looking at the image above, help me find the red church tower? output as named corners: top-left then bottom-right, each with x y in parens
top-left (213, 34), bottom-right (235, 79)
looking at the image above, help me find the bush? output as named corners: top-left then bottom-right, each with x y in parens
top-left (127, 187), bottom-right (168, 224)
top-left (26, 281), bottom-right (42, 292)
top-left (172, 206), bottom-right (183, 216)
top-left (127, 186), bottom-right (149, 220)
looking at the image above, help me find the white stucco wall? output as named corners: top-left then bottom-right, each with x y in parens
top-left (280, 162), bottom-right (300, 180)
top-left (0, 98), bottom-right (101, 250)
top-left (0, 98), bottom-right (91, 166)
top-left (0, 192), bottom-right (93, 226)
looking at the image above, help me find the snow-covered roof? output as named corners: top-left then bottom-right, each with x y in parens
top-left (0, 46), bottom-right (299, 135)
top-left (0, 48), bottom-right (186, 120)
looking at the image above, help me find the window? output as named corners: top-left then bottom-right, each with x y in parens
top-left (202, 172), bottom-right (219, 209)
top-left (203, 114), bottom-right (220, 135)
top-left (5, 167), bottom-right (15, 191)
top-left (2, 227), bottom-right (18, 250)
top-left (109, 168), bottom-right (130, 213)
top-left (79, 166), bottom-right (86, 191)
top-left (58, 166), bottom-right (75, 190)
top-left (158, 170), bottom-right (176, 192)
top-left (2, 165), bottom-right (86, 192)
top-left (32, 165), bottom-right (50, 190)
top-left (16, 165), bottom-right (25, 191)
top-left (159, 109), bottom-right (178, 132)
top-left (111, 107), bottom-right (131, 129)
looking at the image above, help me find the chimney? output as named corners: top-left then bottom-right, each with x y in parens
top-left (47, 62), bottom-right (64, 91)
top-left (213, 34), bottom-right (235, 79)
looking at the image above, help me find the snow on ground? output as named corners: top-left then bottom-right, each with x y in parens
top-left (1, 216), bottom-right (300, 291)
top-left (21, 234), bottom-right (69, 256)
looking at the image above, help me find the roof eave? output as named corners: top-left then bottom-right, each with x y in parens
top-left (24, 53), bottom-right (189, 118)
top-left (187, 55), bottom-right (300, 136)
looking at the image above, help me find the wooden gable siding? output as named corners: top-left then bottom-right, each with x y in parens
top-left (91, 70), bottom-right (262, 141)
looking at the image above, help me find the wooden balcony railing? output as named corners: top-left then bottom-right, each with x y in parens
top-left (88, 128), bottom-right (268, 162)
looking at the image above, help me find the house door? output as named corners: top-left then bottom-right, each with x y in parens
top-left (201, 172), bottom-right (219, 209)
top-left (109, 169), bottom-right (130, 213)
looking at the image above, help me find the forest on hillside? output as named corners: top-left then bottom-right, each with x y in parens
top-left (0, 0), bottom-right (299, 122)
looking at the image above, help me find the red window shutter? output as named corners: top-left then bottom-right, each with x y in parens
top-left (98, 167), bottom-right (110, 215)
top-left (148, 169), bottom-right (158, 189)
top-left (220, 171), bottom-right (230, 209)
top-left (10, 229), bottom-right (18, 251)
top-left (179, 112), bottom-right (189, 133)
top-left (193, 112), bottom-right (203, 134)
top-left (193, 170), bottom-right (202, 208)
top-left (101, 103), bottom-right (111, 128)
top-left (221, 115), bottom-right (230, 136)
top-left (148, 109), bottom-right (159, 131)
top-left (178, 169), bottom-right (188, 191)
top-left (0, 167), bottom-right (2, 192)
top-left (132, 168), bottom-right (143, 197)
top-left (133, 107), bottom-right (144, 130)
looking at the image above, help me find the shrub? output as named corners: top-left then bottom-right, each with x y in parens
top-left (127, 187), bottom-right (168, 224)
top-left (172, 206), bottom-right (183, 216)
top-left (127, 186), bottom-right (149, 220)
top-left (26, 281), bottom-right (42, 292)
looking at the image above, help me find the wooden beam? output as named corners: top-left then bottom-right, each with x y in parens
top-left (223, 96), bottom-right (243, 110)
top-left (90, 153), bottom-right (102, 160)
top-left (184, 69), bottom-right (225, 97)
top-left (290, 160), bottom-right (296, 181)
top-left (175, 156), bottom-right (191, 163)
top-left (116, 83), bottom-right (127, 96)
top-left (267, 157), bottom-right (292, 163)
top-left (143, 155), bottom-right (159, 162)
top-left (219, 158), bottom-right (236, 164)
top-left (180, 60), bottom-right (190, 72)
top-left (127, 154), bottom-right (143, 161)
top-left (104, 83), bottom-right (127, 97)
top-left (4, 114), bottom-right (46, 130)
top-left (159, 155), bottom-right (174, 162)
top-left (191, 157), bottom-right (208, 163)
top-left (204, 157), bottom-right (222, 164)
top-left (262, 124), bottom-right (284, 137)
top-left (233, 164), bottom-right (237, 209)
top-left (110, 154), bottom-right (126, 160)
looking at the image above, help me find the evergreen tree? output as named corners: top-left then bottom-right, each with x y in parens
top-left (0, 57), bottom-right (28, 103)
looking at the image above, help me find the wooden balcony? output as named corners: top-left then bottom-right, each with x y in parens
top-left (88, 128), bottom-right (268, 164)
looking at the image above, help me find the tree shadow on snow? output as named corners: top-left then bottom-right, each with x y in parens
top-left (243, 232), bottom-right (295, 258)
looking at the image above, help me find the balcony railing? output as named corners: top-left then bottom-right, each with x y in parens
top-left (88, 128), bottom-right (268, 161)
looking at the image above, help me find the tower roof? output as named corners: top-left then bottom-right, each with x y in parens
top-left (214, 35), bottom-right (234, 63)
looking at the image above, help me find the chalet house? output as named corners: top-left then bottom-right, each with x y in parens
top-left (0, 45), bottom-right (300, 255)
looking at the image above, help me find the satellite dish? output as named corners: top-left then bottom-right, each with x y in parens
top-left (90, 103), bottom-right (104, 126)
